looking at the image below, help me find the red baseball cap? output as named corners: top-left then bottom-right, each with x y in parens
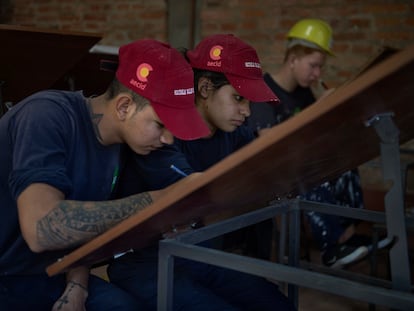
top-left (116, 39), bottom-right (210, 140)
top-left (187, 34), bottom-right (279, 103)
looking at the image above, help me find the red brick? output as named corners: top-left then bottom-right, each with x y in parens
top-left (5, 0), bottom-right (414, 90)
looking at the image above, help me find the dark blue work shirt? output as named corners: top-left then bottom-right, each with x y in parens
top-left (114, 126), bottom-right (255, 197)
top-left (246, 73), bottom-right (315, 133)
top-left (0, 90), bottom-right (120, 275)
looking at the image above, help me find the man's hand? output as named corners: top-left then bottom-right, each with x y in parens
top-left (52, 266), bottom-right (89, 311)
top-left (52, 281), bottom-right (88, 311)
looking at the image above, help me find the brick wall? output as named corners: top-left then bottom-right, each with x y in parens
top-left (5, 0), bottom-right (414, 87)
top-left (6, 0), bottom-right (168, 43)
top-left (198, 0), bottom-right (414, 87)
top-left (3, 0), bottom-right (414, 198)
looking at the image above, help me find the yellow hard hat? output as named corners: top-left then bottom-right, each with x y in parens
top-left (287, 18), bottom-right (334, 55)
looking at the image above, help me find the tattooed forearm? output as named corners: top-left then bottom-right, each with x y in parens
top-left (37, 192), bottom-right (153, 250)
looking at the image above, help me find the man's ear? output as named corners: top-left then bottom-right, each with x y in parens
top-left (198, 77), bottom-right (211, 99)
top-left (288, 52), bottom-right (299, 68)
top-left (115, 94), bottom-right (134, 121)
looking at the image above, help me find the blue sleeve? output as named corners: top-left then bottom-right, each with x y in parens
top-left (8, 98), bottom-right (73, 200)
top-left (133, 143), bottom-right (195, 190)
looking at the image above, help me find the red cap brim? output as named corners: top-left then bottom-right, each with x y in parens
top-left (226, 74), bottom-right (280, 103)
top-left (152, 103), bottom-right (211, 140)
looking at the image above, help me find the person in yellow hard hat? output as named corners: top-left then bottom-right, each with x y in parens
top-left (247, 18), bottom-right (333, 131)
top-left (245, 18), bottom-right (393, 268)
top-left (287, 18), bottom-right (334, 55)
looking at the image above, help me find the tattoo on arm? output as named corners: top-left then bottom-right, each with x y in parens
top-left (37, 192), bottom-right (153, 250)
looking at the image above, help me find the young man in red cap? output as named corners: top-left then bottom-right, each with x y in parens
top-left (108, 34), bottom-right (296, 311)
top-left (0, 39), bottom-right (208, 311)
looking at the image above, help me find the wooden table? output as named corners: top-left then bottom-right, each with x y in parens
top-left (0, 24), bottom-right (102, 104)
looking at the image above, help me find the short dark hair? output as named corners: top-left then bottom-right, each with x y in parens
top-left (105, 78), bottom-right (148, 111)
top-left (193, 69), bottom-right (229, 94)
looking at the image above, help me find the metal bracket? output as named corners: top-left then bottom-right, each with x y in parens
top-left (365, 112), bottom-right (411, 291)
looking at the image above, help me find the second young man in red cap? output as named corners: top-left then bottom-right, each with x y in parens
top-left (108, 34), bottom-right (296, 311)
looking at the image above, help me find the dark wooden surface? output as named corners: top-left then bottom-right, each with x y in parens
top-left (51, 51), bottom-right (117, 97)
top-left (0, 24), bottom-right (102, 103)
top-left (47, 44), bottom-right (414, 276)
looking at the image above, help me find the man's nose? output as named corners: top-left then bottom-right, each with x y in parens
top-left (160, 129), bottom-right (174, 145)
top-left (241, 102), bottom-right (251, 117)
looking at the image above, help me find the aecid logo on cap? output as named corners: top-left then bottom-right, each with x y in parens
top-left (136, 63), bottom-right (153, 82)
top-left (130, 62), bottom-right (153, 90)
top-left (209, 45), bottom-right (222, 60)
top-left (207, 45), bottom-right (223, 67)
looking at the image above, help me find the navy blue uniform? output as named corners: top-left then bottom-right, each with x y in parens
top-left (247, 73), bottom-right (314, 133)
top-left (0, 90), bottom-right (142, 310)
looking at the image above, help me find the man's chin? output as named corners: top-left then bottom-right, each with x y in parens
top-left (134, 148), bottom-right (151, 155)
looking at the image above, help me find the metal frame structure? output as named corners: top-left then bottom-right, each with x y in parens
top-left (157, 114), bottom-right (414, 310)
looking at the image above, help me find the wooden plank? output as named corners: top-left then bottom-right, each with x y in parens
top-left (46, 44), bottom-right (414, 276)
top-left (51, 51), bottom-right (117, 97)
top-left (0, 24), bottom-right (102, 103)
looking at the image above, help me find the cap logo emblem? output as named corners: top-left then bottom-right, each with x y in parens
top-left (207, 45), bottom-right (223, 67)
top-left (136, 63), bottom-right (153, 82)
top-left (209, 45), bottom-right (223, 60)
top-left (129, 63), bottom-right (153, 91)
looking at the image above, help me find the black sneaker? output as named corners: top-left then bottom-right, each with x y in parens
top-left (322, 243), bottom-right (369, 268)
